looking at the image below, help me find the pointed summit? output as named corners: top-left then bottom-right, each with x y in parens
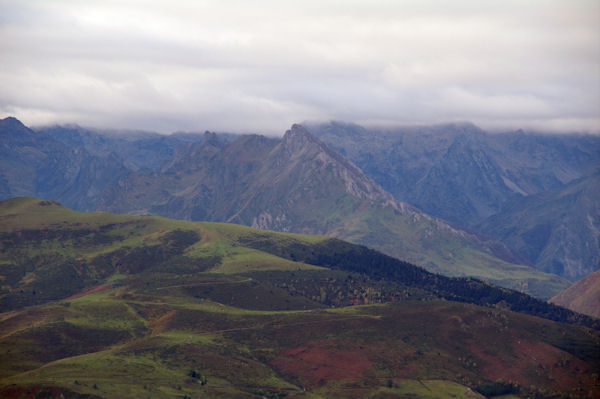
top-left (274, 124), bottom-right (399, 206)
top-left (281, 124), bottom-right (323, 156)
top-left (284, 123), bottom-right (313, 138)
top-left (0, 116), bottom-right (31, 136)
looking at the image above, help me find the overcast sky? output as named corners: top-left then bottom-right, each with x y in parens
top-left (1, 0), bottom-right (599, 134)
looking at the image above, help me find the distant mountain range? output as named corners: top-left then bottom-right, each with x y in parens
top-left (477, 172), bottom-right (599, 281)
top-left (308, 121), bottom-right (598, 225)
top-left (307, 121), bottom-right (600, 281)
top-left (1, 116), bottom-right (597, 298)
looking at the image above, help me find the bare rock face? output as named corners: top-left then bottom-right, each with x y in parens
top-left (277, 124), bottom-right (397, 205)
top-left (308, 121), bottom-right (600, 282)
top-left (308, 121), bottom-right (600, 226)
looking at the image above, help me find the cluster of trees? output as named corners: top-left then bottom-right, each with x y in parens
top-left (475, 380), bottom-right (519, 397)
top-left (240, 235), bottom-right (599, 329)
top-left (258, 270), bottom-right (430, 307)
top-left (187, 369), bottom-right (207, 385)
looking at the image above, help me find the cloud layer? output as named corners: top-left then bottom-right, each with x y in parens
top-left (1, 0), bottom-right (599, 134)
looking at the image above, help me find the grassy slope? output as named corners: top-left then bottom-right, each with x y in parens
top-left (550, 270), bottom-right (600, 318)
top-left (324, 200), bottom-right (570, 299)
top-left (0, 197), bottom-right (325, 269)
top-left (0, 198), bottom-right (598, 398)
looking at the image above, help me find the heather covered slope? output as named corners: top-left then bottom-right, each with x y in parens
top-left (1, 293), bottom-right (598, 399)
top-left (98, 125), bottom-right (569, 299)
top-left (550, 269), bottom-right (600, 318)
top-left (0, 198), bottom-right (597, 399)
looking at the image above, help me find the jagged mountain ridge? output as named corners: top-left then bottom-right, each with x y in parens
top-left (102, 125), bottom-right (403, 228)
top-left (97, 124), bottom-right (568, 298)
top-left (307, 121), bottom-right (600, 227)
top-left (0, 117), bottom-right (574, 297)
top-left (0, 117), bottom-right (130, 211)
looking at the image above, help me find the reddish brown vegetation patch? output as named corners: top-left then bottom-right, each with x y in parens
top-left (471, 339), bottom-right (598, 394)
top-left (147, 309), bottom-right (178, 334)
top-left (65, 284), bottom-right (112, 300)
top-left (0, 384), bottom-right (101, 398)
top-left (271, 340), bottom-right (373, 386)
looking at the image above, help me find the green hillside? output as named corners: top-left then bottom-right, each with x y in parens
top-left (0, 198), bottom-right (598, 398)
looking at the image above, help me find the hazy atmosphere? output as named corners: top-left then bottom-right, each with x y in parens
top-left (1, 0), bottom-right (599, 134)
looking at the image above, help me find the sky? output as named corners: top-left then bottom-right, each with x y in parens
top-left (1, 0), bottom-right (599, 135)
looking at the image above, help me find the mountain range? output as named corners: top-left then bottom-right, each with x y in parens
top-left (307, 121), bottom-right (600, 282)
top-left (0, 117), bottom-right (576, 299)
top-left (1, 113), bottom-right (599, 398)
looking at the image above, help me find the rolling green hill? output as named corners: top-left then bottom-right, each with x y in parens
top-left (0, 197), bottom-right (597, 398)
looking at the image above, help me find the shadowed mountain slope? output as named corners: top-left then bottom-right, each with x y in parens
top-left (0, 117), bottom-right (130, 211)
top-left (477, 172), bottom-right (600, 281)
top-left (307, 121), bottom-right (600, 282)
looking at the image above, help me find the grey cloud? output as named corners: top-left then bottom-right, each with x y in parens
top-left (0, 0), bottom-right (598, 134)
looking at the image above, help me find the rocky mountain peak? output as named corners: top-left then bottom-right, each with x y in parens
top-left (280, 124), bottom-right (323, 155)
top-left (275, 123), bottom-right (402, 208)
top-left (203, 130), bottom-right (219, 143)
top-left (0, 116), bottom-right (31, 136)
